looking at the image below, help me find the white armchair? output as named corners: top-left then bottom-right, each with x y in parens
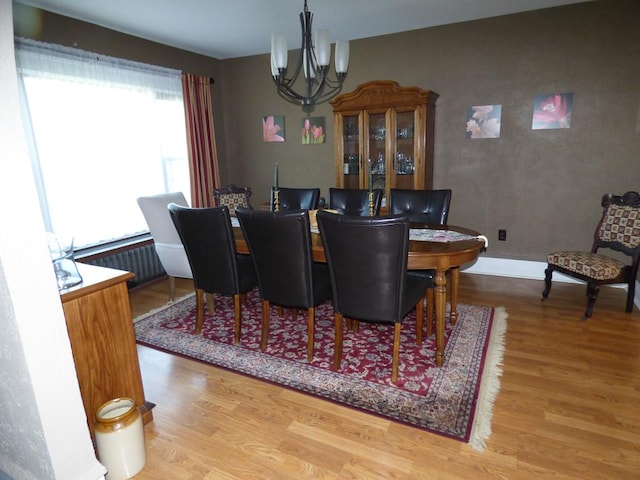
top-left (137, 192), bottom-right (193, 301)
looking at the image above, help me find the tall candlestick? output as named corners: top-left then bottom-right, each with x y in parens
top-left (368, 159), bottom-right (373, 195)
top-left (274, 162), bottom-right (279, 190)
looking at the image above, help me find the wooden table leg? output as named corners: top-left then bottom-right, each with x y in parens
top-left (449, 267), bottom-right (460, 325)
top-left (434, 267), bottom-right (447, 367)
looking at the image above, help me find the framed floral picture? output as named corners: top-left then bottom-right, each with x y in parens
top-left (531, 93), bottom-right (573, 130)
top-left (302, 117), bottom-right (325, 144)
top-left (263, 115), bottom-right (285, 142)
top-left (466, 104), bottom-right (502, 139)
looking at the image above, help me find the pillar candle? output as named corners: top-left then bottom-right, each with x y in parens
top-left (368, 161), bottom-right (373, 194)
top-left (274, 162), bottom-right (279, 190)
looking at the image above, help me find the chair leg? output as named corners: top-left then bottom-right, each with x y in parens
top-left (416, 296), bottom-right (425, 345)
top-left (626, 280), bottom-right (636, 313)
top-left (542, 266), bottom-right (553, 300)
top-left (584, 283), bottom-right (600, 319)
top-left (277, 306), bottom-right (284, 317)
top-left (233, 293), bottom-right (242, 344)
top-left (206, 293), bottom-right (215, 315)
top-left (391, 322), bottom-right (402, 384)
top-left (168, 275), bottom-right (176, 302)
top-left (426, 288), bottom-right (434, 338)
top-left (292, 309), bottom-right (298, 322)
top-left (307, 307), bottom-right (315, 362)
top-left (195, 289), bottom-right (205, 334)
top-left (260, 299), bottom-right (271, 351)
top-left (333, 313), bottom-right (344, 371)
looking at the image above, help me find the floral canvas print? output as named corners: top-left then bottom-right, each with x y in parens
top-left (263, 115), bottom-right (285, 142)
top-left (302, 117), bottom-right (325, 144)
top-left (466, 105), bottom-right (502, 139)
top-left (531, 93), bottom-right (573, 130)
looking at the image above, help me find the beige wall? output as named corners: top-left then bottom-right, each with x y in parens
top-left (13, 0), bottom-right (640, 264)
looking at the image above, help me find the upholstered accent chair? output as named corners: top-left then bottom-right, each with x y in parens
top-left (328, 188), bottom-right (383, 216)
top-left (168, 203), bottom-right (257, 341)
top-left (136, 192), bottom-right (193, 301)
top-left (316, 210), bottom-right (429, 383)
top-left (235, 207), bottom-right (331, 361)
top-left (213, 184), bottom-right (252, 216)
top-left (542, 191), bottom-right (640, 319)
top-left (271, 187), bottom-right (321, 211)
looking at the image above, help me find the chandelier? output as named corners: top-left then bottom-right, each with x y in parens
top-left (270, 0), bottom-right (350, 113)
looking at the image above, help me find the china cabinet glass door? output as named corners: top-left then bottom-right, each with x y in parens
top-left (367, 112), bottom-right (387, 204)
top-left (341, 114), bottom-right (360, 189)
top-left (392, 110), bottom-right (416, 190)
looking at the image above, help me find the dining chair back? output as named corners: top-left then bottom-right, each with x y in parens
top-left (168, 203), bottom-right (257, 342)
top-left (316, 210), bottom-right (429, 383)
top-left (137, 192), bottom-right (193, 301)
top-left (542, 191), bottom-right (640, 319)
top-left (213, 184), bottom-right (252, 216)
top-left (235, 207), bottom-right (331, 361)
top-left (328, 188), bottom-right (383, 216)
top-left (389, 188), bottom-right (452, 224)
top-left (271, 187), bottom-right (321, 211)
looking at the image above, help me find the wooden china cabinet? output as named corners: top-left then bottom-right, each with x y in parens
top-left (330, 80), bottom-right (439, 209)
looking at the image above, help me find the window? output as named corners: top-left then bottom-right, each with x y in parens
top-left (15, 38), bottom-right (190, 249)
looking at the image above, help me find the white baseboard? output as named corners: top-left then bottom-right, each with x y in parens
top-left (461, 256), bottom-right (640, 310)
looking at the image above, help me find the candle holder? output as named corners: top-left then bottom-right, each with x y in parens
top-left (273, 189), bottom-right (280, 212)
top-left (368, 191), bottom-right (374, 217)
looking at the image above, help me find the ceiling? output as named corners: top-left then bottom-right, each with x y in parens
top-left (15, 0), bottom-right (590, 60)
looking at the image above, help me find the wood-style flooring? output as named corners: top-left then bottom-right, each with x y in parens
top-left (129, 273), bottom-right (640, 479)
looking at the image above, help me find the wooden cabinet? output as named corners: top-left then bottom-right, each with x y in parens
top-left (60, 263), bottom-right (153, 438)
top-left (330, 80), bottom-right (439, 208)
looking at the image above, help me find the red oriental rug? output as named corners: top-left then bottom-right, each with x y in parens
top-left (134, 288), bottom-right (506, 450)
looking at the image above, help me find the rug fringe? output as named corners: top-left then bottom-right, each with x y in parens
top-left (133, 292), bottom-right (195, 323)
top-left (468, 306), bottom-right (508, 451)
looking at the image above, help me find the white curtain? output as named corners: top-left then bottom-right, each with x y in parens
top-left (15, 37), bottom-right (190, 249)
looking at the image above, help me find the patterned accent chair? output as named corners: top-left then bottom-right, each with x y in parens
top-left (542, 191), bottom-right (640, 319)
top-left (213, 184), bottom-right (252, 216)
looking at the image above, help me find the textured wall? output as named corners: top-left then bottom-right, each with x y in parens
top-left (220, 0), bottom-right (640, 262)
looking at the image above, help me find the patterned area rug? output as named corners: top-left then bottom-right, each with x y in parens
top-left (134, 289), bottom-right (506, 450)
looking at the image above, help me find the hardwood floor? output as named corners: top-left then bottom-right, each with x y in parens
top-left (129, 274), bottom-right (640, 479)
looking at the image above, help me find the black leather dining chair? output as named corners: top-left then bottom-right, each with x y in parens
top-left (236, 207), bottom-right (332, 361)
top-left (390, 188), bottom-right (452, 337)
top-left (389, 188), bottom-right (452, 224)
top-left (328, 188), bottom-right (383, 216)
top-left (316, 210), bottom-right (429, 383)
top-left (271, 187), bottom-right (321, 211)
top-left (168, 203), bottom-right (257, 343)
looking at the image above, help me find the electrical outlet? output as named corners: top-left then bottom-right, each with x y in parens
top-left (498, 229), bottom-right (507, 241)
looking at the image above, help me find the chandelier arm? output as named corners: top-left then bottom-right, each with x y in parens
top-left (270, 0), bottom-right (349, 112)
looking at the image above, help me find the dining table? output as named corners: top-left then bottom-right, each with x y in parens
top-left (232, 220), bottom-right (486, 367)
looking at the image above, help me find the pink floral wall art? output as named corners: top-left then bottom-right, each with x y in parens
top-left (263, 115), bottom-right (285, 142)
top-left (466, 104), bottom-right (502, 139)
top-left (302, 117), bottom-right (325, 144)
top-left (531, 93), bottom-right (573, 130)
